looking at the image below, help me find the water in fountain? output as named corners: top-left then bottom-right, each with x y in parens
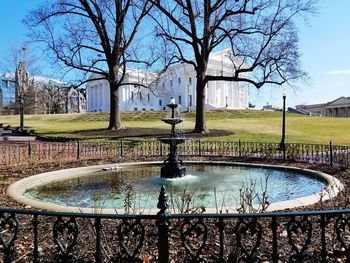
top-left (159, 98), bottom-right (187, 178)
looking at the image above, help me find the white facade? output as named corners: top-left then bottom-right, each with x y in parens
top-left (67, 87), bottom-right (87, 113)
top-left (86, 50), bottom-right (249, 112)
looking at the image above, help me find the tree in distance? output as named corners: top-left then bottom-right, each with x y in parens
top-left (26, 0), bottom-right (158, 130)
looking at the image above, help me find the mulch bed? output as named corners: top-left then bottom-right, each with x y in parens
top-left (73, 128), bottom-right (234, 139)
top-left (1, 157), bottom-right (350, 262)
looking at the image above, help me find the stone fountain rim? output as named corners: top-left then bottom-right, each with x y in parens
top-left (7, 161), bottom-right (343, 215)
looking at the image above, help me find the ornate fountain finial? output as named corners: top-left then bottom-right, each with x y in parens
top-left (157, 185), bottom-right (169, 215)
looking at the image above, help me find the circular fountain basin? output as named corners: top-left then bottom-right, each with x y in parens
top-left (7, 161), bottom-right (342, 214)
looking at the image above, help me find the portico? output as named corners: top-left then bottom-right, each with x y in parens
top-left (296, 97), bottom-right (350, 117)
top-left (324, 97), bottom-right (350, 117)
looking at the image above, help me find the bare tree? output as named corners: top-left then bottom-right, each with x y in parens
top-left (26, 0), bottom-right (154, 130)
top-left (0, 46), bottom-right (45, 129)
top-left (44, 81), bottom-right (68, 114)
top-left (15, 61), bottom-right (41, 131)
top-left (0, 45), bottom-right (41, 77)
top-left (149, 0), bottom-right (316, 133)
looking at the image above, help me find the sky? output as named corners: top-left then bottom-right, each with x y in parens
top-left (0, 0), bottom-right (349, 109)
top-left (250, 0), bottom-right (350, 108)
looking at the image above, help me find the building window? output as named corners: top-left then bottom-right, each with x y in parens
top-left (139, 93), bottom-right (142, 101)
top-left (178, 95), bottom-right (182, 104)
top-left (131, 91), bottom-right (134, 101)
top-left (147, 93), bottom-right (150, 102)
top-left (189, 77), bottom-right (192, 85)
top-left (178, 77), bottom-right (181, 84)
top-left (170, 79), bottom-right (173, 87)
top-left (159, 99), bottom-right (162, 106)
top-left (189, 95), bottom-right (192, 107)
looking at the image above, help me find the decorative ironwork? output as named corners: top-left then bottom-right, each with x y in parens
top-left (1, 206), bottom-right (350, 262)
top-left (0, 213), bottom-right (19, 263)
top-left (1, 140), bottom-right (350, 168)
top-left (287, 215), bottom-right (312, 262)
top-left (116, 218), bottom-right (145, 262)
top-left (335, 214), bottom-right (350, 260)
top-left (234, 217), bottom-right (262, 262)
top-left (53, 216), bottom-right (79, 262)
top-left (157, 185), bottom-right (170, 262)
top-left (180, 218), bottom-right (208, 262)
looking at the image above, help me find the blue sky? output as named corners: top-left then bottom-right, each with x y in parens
top-left (0, 1), bottom-right (349, 108)
top-left (250, 0), bottom-right (350, 108)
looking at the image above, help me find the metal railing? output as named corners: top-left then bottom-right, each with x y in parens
top-left (1, 140), bottom-right (349, 168)
top-left (1, 186), bottom-right (350, 262)
top-left (1, 140), bottom-right (350, 261)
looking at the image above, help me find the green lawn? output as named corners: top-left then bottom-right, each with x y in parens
top-left (1, 110), bottom-right (350, 145)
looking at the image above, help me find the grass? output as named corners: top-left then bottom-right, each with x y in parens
top-left (1, 110), bottom-right (350, 145)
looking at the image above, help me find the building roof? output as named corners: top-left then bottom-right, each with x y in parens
top-left (325, 96), bottom-right (350, 108)
top-left (297, 96), bottom-right (350, 109)
top-left (296, 103), bottom-right (326, 109)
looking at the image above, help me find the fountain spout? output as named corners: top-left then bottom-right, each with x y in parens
top-left (159, 99), bottom-right (186, 178)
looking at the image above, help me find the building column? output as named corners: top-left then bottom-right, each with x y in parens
top-left (90, 87), bottom-right (93, 110)
top-left (205, 85), bottom-right (208, 104)
top-left (211, 82), bottom-right (215, 106)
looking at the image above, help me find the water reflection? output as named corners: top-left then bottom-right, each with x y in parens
top-left (25, 164), bottom-right (325, 210)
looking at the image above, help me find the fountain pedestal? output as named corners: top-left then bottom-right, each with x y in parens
top-left (159, 102), bottom-right (186, 179)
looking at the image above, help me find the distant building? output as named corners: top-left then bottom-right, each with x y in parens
top-left (0, 73), bottom-right (86, 115)
top-left (296, 97), bottom-right (350, 117)
top-left (67, 87), bottom-right (87, 113)
top-left (86, 49), bottom-right (249, 112)
top-left (0, 73), bottom-right (16, 108)
top-left (261, 103), bottom-right (282, 111)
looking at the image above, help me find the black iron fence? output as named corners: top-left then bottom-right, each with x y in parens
top-left (1, 186), bottom-right (350, 262)
top-left (1, 140), bottom-right (350, 262)
top-left (0, 140), bottom-right (349, 168)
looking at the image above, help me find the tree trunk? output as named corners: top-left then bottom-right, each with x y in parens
top-left (19, 106), bottom-right (24, 131)
top-left (108, 82), bottom-right (122, 130)
top-left (193, 71), bottom-right (209, 133)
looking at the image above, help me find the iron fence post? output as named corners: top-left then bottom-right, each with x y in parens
top-left (239, 139), bottom-right (242, 158)
top-left (157, 186), bottom-right (170, 263)
top-left (218, 218), bottom-right (225, 263)
top-left (94, 218), bottom-right (102, 263)
top-left (198, 139), bottom-right (202, 156)
top-left (28, 140), bottom-right (32, 158)
top-left (320, 214), bottom-right (327, 262)
top-left (271, 217), bottom-right (279, 263)
top-left (31, 214), bottom-right (39, 263)
top-left (330, 140), bottom-right (333, 166)
top-left (160, 141), bottom-right (163, 156)
top-left (76, 141), bottom-right (80, 160)
top-left (120, 139), bottom-right (123, 157)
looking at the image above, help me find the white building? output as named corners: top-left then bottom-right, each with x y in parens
top-left (67, 87), bottom-right (87, 113)
top-left (86, 50), bottom-right (249, 112)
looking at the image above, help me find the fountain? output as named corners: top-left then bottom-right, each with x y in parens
top-left (6, 100), bottom-right (342, 213)
top-left (159, 98), bottom-right (187, 178)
